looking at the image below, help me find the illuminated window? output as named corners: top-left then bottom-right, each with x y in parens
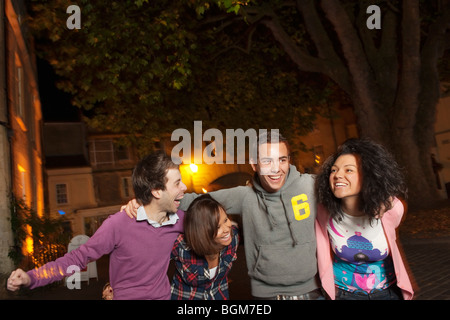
top-left (17, 164), bottom-right (26, 199)
top-left (56, 183), bottom-right (68, 204)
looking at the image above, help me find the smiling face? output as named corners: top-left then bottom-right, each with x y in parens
top-left (159, 168), bottom-right (187, 213)
top-left (251, 142), bottom-right (290, 193)
top-left (329, 154), bottom-right (363, 201)
top-left (214, 208), bottom-right (233, 247)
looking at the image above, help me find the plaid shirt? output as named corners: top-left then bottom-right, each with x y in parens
top-left (170, 225), bottom-right (239, 300)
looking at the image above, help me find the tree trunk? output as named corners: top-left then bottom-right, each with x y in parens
top-left (257, 0), bottom-right (445, 207)
top-left (355, 0), bottom-right (440, 207)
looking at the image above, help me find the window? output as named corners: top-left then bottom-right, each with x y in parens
top-left (16, 66), bottom-right (24, 117)
top-left (14, 55), bottom-right (27, 131)
top-left (89, 140), bottom-right (114, 165)
top-left (56, 183), bottom-right (68, 204)
top-left (89, 139), bottom-right (131, 166)
top-left (116, 145), bottom-right (130, 161)
top-left (17, 164), bottom-right (26, 199)
top-left (14, 53), bottom-right (25, 119)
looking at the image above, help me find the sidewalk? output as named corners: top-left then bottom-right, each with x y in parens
top-left (400, 236), bottom-right (450, 300)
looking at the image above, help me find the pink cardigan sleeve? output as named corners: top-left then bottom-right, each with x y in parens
top-left (315, 205), bottom-right (336, 300)
top-left (381, 199), bottom-right (415, 300)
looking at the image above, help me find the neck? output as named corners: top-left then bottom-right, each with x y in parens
top-left (143, 203), bottom-right (169, 224)
top-left (205, 252), bottom-right (220, 268)
top-left (341, 197), bottom-right (364, 217)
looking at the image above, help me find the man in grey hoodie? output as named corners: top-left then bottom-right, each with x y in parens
top-left (124, 132), bottom-right (321, 299)
top-left (181, 132), bottom-right (320, 299)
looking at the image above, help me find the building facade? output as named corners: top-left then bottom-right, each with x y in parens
top-left (43, 123), bottom-right (138, 236)
top-left (0, 0), bottom-right (44, 275)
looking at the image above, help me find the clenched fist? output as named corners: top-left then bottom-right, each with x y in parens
top-left (7, 269), bottom-right (31, 291)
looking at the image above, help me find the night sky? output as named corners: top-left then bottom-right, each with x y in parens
top-left (37, 57), bottom-right (80, 122)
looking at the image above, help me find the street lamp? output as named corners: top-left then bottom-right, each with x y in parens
top-left (189, 163), bottom-right (198, 173)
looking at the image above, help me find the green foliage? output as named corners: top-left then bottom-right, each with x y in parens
top-left (8, 196), bottom-right (27, 267)
top-left (29, 0), bottom-right (200, 150)
top-left (8, 195), bottom-right (71, 269)
top-left (27, 0), bottom-right (331, 155)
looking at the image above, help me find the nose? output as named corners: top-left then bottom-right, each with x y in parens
top-left (270, 160), bottom-right (279, 173)
top-left (180, 181), bottom-right (187, 192)
top-left (333, 169), bottom-right (342, 179)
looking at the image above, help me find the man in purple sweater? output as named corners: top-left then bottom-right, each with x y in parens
top-left (7, 151), bottom-right (187, 300)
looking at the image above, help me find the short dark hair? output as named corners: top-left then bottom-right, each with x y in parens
top-left (184, 194), bottom-right (228, 257)
top-left (315, 138), bottom-right (407, 220)
top-left (132, 151), bottom-right (179, 206)
top-left (250, 131), bottom-right (290, 163)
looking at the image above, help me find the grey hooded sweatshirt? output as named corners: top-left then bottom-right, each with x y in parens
top-left (180, 165), bottom-right (319, 298)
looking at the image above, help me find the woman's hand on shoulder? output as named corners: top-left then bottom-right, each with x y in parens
top-left (120, 198), bottom-right (140, 219)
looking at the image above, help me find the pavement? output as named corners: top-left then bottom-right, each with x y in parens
top-left (2, 235), bottom-right (449, 301)
top-left (399, 236), bottom-right (450, 300)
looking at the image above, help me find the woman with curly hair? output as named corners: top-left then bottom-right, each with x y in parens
top-left (315, 138), bottom-right (414, 300)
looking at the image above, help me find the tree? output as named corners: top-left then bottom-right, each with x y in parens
top-left (28, 0), bottom-right (328, 156)
top-left (29, 0), bottom-right (200, 151)
top-left (204, 0), bottom-right (450, 206)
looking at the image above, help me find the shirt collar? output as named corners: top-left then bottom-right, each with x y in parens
top-left (136, 206), bottom-right (179, 228)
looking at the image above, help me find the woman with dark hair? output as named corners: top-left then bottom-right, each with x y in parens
top-left (170, 194), bottom-right (239, 300)
top-left (315, 138), bottom-right (414, 300)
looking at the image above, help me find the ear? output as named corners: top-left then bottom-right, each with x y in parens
top-left (151, 189), bottom-right (162, 199)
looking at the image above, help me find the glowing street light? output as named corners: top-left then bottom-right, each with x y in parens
top-left (189, 163), bottom-right (198, 173)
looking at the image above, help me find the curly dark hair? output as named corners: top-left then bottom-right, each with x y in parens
top-left (315, 138), bottom-right (407, 220)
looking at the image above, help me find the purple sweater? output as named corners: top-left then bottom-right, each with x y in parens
top-left (27, 210), bottom-right (185, 299)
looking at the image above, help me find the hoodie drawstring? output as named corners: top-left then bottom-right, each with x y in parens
top-left (256, 190), bottom-right (299, 247)
top-left (281, 195), bottom-right (299, 247)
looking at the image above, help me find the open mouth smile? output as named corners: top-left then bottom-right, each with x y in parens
top-left (334, 182), bottom-right (348, 188)
top-left (174, 195), bottom-right (184, 207)
top-left (221, 233), bottom-right (231, 241)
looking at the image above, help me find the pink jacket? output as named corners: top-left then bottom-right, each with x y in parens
top-left (315, 198), bottom-right (414, 300)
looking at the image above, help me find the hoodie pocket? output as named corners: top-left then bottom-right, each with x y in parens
top-left (250, 243), bottom-right (317, 286)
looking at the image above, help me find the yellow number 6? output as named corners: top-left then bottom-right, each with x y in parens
top-left (291, 194), bottom-right (310, 221)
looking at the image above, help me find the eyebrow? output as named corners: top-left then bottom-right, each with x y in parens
top-left (332, 164), bottom-right (357, 168)
top-left (261, 156), bottom-right (289, 160)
